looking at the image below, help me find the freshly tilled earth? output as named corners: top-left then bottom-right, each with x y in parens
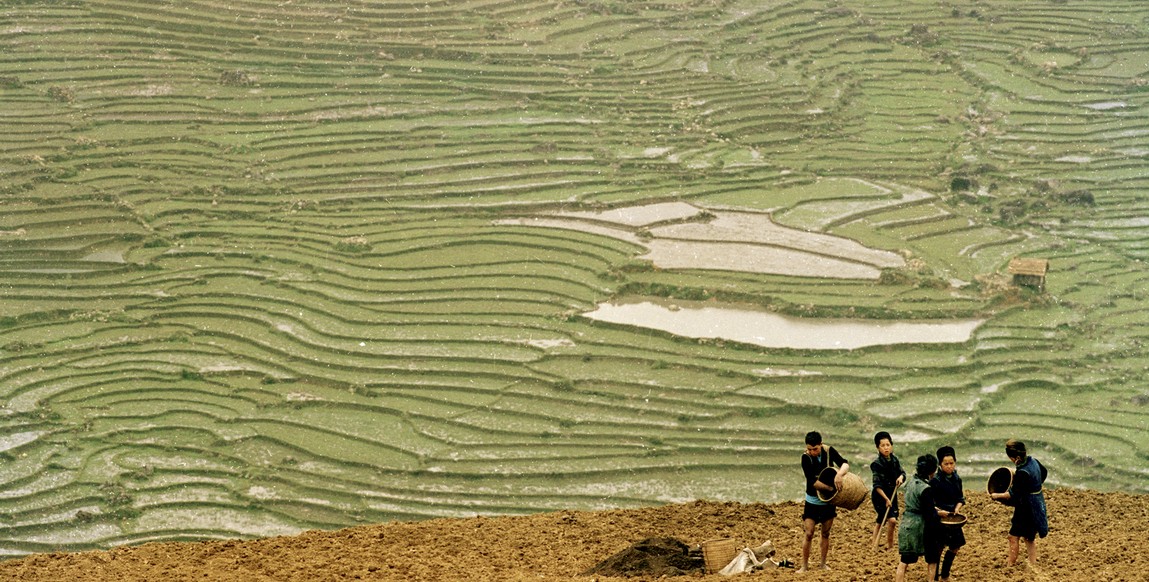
top-left (1, 488), bottom-right (1145, 581)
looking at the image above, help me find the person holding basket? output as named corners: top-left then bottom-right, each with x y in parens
top-left (989, 439), bottom-right (1048, 567)
top-left (797, 431), bottom-right (850, 573)
top-left (930, 446), bottom-right (966, 582)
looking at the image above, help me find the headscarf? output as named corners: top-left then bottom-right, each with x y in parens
top-left (915, 453), bottom-right (937, 479)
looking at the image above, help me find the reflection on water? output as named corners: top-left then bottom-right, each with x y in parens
top-left (585, 300), bottom-right (984, 350)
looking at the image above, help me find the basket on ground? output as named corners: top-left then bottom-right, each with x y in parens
top-left (815, 468), bottom-right (867, 510)
top-left (987, 467), bottom-right (1014, 503)
top-left (701, 538), bottom-right (738, 574)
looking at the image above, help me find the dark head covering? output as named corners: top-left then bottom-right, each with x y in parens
top-left (936, 445), bottom-right (956, 462)
top-left (874, 431), bottom-right (892, 447)
top-left (915, 454), bottom-right (937, 478)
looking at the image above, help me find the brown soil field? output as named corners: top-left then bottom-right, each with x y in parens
top-left (2, 488), bottom-right (1145, 581)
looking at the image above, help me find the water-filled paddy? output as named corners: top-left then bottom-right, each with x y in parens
top-left (584, 299), bottom-right (984, 350)
top-left (1, 0), bottom-right (1149, 558)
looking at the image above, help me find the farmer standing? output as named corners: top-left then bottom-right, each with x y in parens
top-left (895, 454), bottom-right (942, 582)
top-left (797, 430), bottom-right (850, 573)
top-left (989, 439), bottom-right (1049, 567)
top-left (870, 431), bottom-right (906, 550)
top-left (930, 445), bottom-right (966, 582)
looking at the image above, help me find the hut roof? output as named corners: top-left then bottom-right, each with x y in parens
top-left (1008, 257), bottom-right (1049, 277)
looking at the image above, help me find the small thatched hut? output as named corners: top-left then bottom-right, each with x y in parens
top-left (1008, 257), bottom-right (1049, 291)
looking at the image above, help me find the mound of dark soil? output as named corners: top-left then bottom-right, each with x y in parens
top-left (581, 537), bottom-right (702, 577)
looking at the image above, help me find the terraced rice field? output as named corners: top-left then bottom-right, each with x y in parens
top-left (2, 0), bottom-right (1148, 555)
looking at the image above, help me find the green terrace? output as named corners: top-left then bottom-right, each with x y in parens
top-left (1, 0), bottom-right (1148, 555)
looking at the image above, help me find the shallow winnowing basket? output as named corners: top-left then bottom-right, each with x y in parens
top-left (701, 538), bottom-right (738, 574)
top-left (941, 514), bottom-right (968, 528)
top-left (987, 467), bottom-right (1015, 503)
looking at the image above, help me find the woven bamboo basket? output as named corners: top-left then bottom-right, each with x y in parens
top-left (941, 514), bottom-right (967, 528)
top-left (701, 538), bottom-right (738, 574)
top-left (987, 467), bottom-right (1014, 503)
top-left (816, 468), bottom-right (867, 510)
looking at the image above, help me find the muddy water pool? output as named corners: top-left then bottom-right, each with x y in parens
top-left (585, 299), bottom-right (984, 350)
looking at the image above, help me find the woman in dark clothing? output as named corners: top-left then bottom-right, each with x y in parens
top-left (930, 446), bottom-right (965, 582)
top-left (895, 454), bottom-right (942, 582)
top-left (870, 431), bottom-right (905, 550)
top-left (989, 439), bottom-right (1049, 566)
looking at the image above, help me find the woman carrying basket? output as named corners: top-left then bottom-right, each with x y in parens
top-left (989, 439), bottom-right (1048, 567)
top-left (930, 446), bottom-right (965, 582)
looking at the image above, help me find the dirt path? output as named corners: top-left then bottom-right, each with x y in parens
top-left (2, 488), bottom-right (1145, 581)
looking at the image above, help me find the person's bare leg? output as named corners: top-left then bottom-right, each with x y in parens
top-left (819, 519), bottom-right (833, 569)
top-left (926, 561), bottom-right (938, 581)
top-left (1025, 538), bottom-right (1038, 563)
top-left (886, 518), bottom-right (897, 548)
top-left (1006, 535), bottom-right (1020, 566)
top-left (895, 562), bottom-right (907, 582)
top-left (872, 522), bottom-right (881, 548)
top-left (797, 517), bottom-right (815, 573)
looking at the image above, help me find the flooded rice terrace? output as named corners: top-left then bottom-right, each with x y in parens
top-left (585, 300), bottom-right (984, 350)
top-left (2, 0), bottom-right (1149, 556)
